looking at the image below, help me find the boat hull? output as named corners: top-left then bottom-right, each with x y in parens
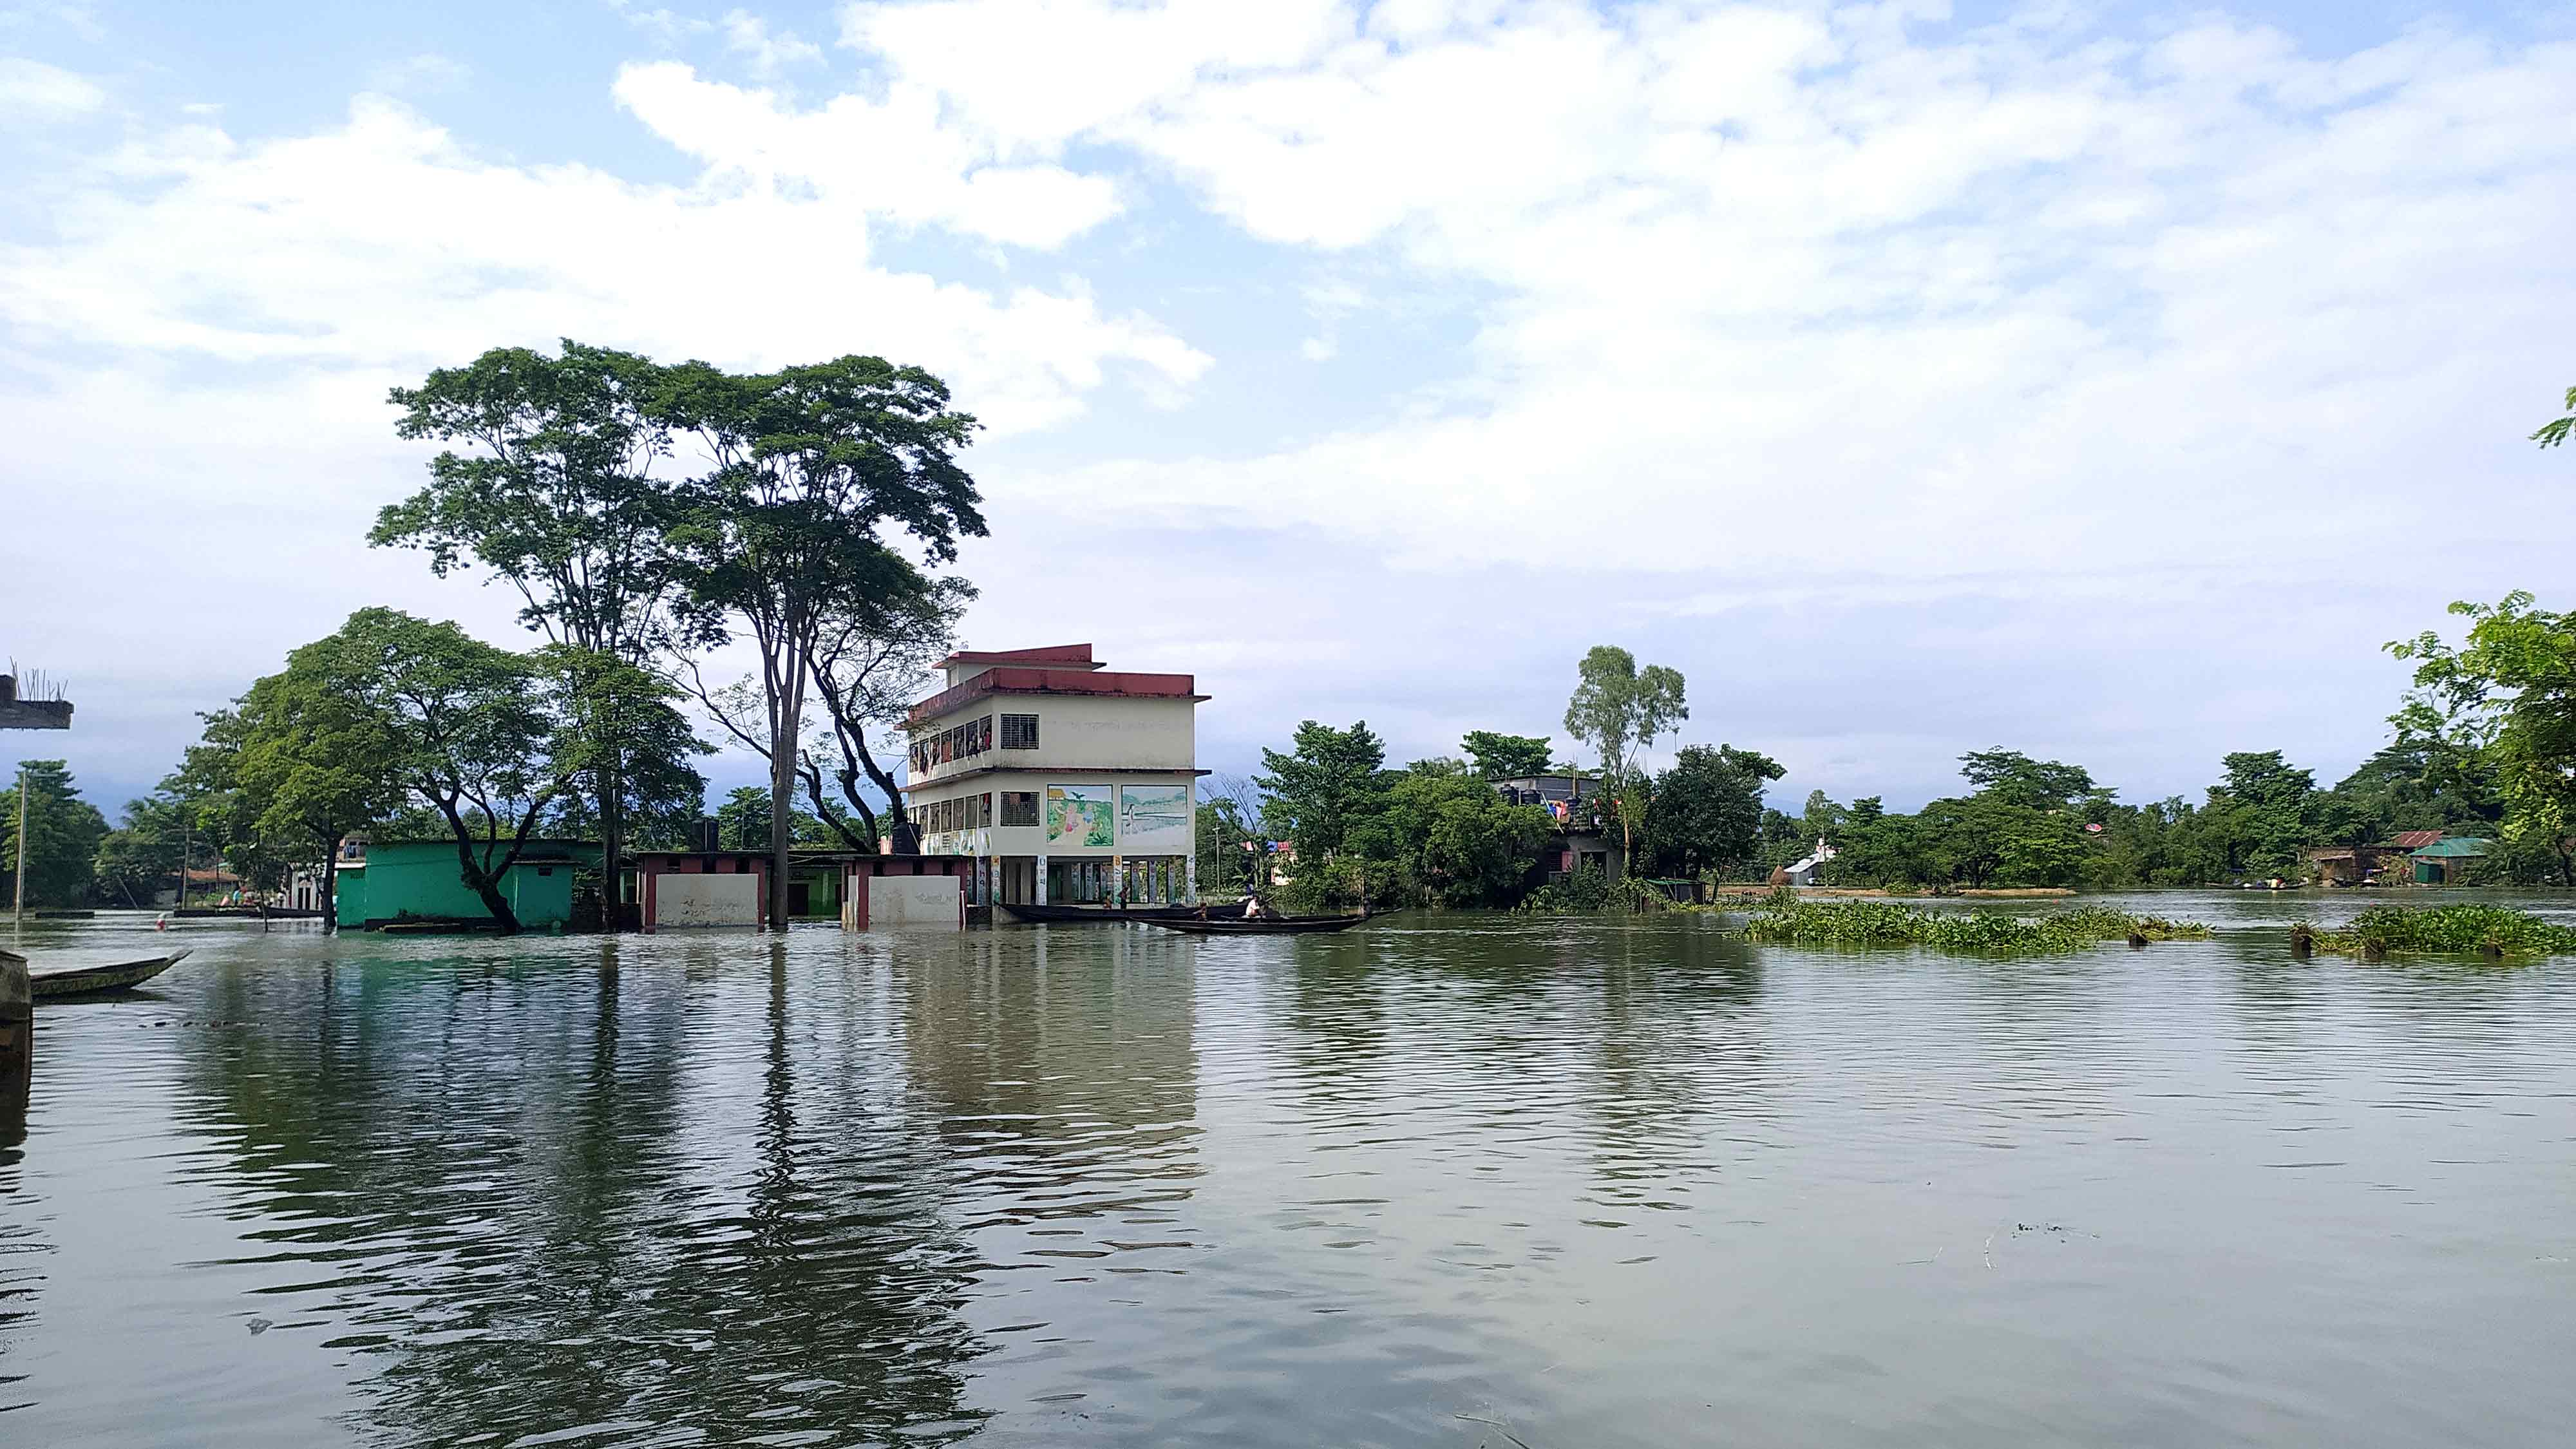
top-left (1146, 915), bottom-right (1368, 936)
top-left (30, 948), bottom-right (191, 999)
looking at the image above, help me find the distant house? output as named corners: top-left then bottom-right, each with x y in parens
top-left (2409, 837), bottom-right (2490, 886)
top-left (2308, 829), bottom-right (2461, 887)
top-left (335, 840), bottom-right (599, 930)
top-left (1492, 773), bottom-right (1622, 884)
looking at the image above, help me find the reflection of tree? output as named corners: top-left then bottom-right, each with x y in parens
top-left (1580, 923), bottom-right (1767, 1205)
top-left (173, 938), bottom-right (989, 1448)
top-left (897, 928), bottom-right (1204, 1229)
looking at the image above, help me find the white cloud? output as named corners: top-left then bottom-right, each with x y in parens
top-left (610, 61), bottom-right (1125, 249)
top-left (0, 55), bottom-right (102, 118)
top-left (829, 3), bottom-right (2576, 583)
top-left (1298, 336), bottom-right (1335, 362)
top-left (366, 52), bottom-right (469, 95)
top-left (0, 92), bottom-right (1202, 433)
top-left (723, 9), bottom-right (823, 74)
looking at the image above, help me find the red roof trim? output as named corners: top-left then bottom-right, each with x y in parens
top-left (907, 667), bottom-right (1204, 726)
top-left (934, 643), bottom-right (1098, 670)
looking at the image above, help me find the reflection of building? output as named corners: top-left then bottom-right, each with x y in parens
top-left (902, 645), bottom-right (1205, 907)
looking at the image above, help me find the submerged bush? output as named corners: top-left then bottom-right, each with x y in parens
top-left (1735, 891), bottom-right (2211, 953)
top-left (1519, 864), bottom-right (1613, 913)
top-left (2297, 904), bottom-right (2576, 960)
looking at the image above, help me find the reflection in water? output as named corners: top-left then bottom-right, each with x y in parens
top-left (3, 905), bottom-right (2576, 1448)
top-left (175, 937), bottom-right (992, 1448)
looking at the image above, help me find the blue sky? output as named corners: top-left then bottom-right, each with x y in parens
top-left (5, 0), bottom-right (2573, 824)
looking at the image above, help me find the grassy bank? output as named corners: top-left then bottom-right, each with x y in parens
top-left (1733, 893), bottom-right (2212, 953)
top-left (2295, 904), bottom-right (2576, 959)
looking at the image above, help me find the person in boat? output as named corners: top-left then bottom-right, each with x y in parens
top-left (1242, 895), bottom-right (1267, 920)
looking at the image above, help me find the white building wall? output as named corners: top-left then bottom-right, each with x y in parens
top-left (913, 693), bottom-right (1196, 786)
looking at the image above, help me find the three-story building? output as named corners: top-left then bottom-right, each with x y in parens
top-left (902, 644), bottom-right (1205, 909)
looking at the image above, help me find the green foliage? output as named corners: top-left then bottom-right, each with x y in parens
top-left (1647, 743), bottom-right (1781, 877)
top-left (1256, 720), bottom-right (1388, 860)
top-left (2299, 904), bottom-right (2576, 958)
top-left (1363, 766), bottom-right (1552, 907)
top-left (2389, 593), bottom-right (2576, 884)
top-left (1269, 855), bottom-right (1381, 916)
top-left (92, 794), bottom-right (184, 907)
top-left (1461, 730), bottom-right (1553, 780)
top-left (1738, 894), bottom-right (2212, 952)
top-left (1519, 863), bottom-right (1611, 913)
top-left (290, 608), bottom-right (578, 932)
top-left (2534, 384), bottom-right (2575, 450)
top-left (714, 786), bottom-right (830, 849)
top-left (1562, 646), bottom-right (1686, 860)
top-left (1957, 749), bottom-right (2094, 811)
top-left (1, 761), bottom-right (109, 907)
top-left (657, 354), bottom-right (983, 922)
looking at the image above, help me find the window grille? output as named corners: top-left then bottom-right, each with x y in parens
top-left (1000, 714), bottom-right (1039, 750)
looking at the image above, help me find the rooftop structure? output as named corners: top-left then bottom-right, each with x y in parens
top-left (0, 673), bottom-right (71, 731)
top-left (904, 644), bottom-right (1205, 910)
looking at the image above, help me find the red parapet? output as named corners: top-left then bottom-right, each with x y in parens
top-left (907, 667), bottom-right (1203, 726)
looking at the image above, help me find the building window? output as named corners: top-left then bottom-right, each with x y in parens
top-left (1001, 714), bottom-right (1039, 750)
top-left (1000, 791), bottom-right (1039, 827)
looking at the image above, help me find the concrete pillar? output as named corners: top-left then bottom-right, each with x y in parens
top-left (1186, 853), bottom-right (1198, 904)
top-left (1035, 855), bottom-right (1048, 904)
top-left (1, 949), bottom-right (28, 1149)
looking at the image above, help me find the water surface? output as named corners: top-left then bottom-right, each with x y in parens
top-left (4, 896), bottom-right (2573, 1446)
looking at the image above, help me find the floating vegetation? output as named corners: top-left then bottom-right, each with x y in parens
top-left (1734, 891), bottom-right (2211, 953)
top-left (2294, 904), bottom-right (2576, 960)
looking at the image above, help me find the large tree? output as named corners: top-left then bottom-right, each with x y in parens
top-left (1257, 720), bottom-right (1389, 862)
top-left (659, 355), bottom-right (985, 929)
top-left (376, 340), bottom-right (687, 917)
top-left (693, 571), bottom-right (967, 855)
top-left (2, 761), bottom-right (108, 908)
top-left (298, 609), bottom-right (583, 933)
top-left (1363, 763), bottom-right (1553, 906)
top-left (1562, 646), bottom-right (1687, 860)
top-left (209, 658), bottom-right (410, 929)
top-left (1649, 744), bottom-right (1783, 877)
top-left (2391, 592), bottom-right (2576, 886)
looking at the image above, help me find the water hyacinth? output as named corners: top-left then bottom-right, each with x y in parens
top-left (1735, 891), bottom-right (2212, 953)
top-left (2296, 904), bottom-right (2576, 960)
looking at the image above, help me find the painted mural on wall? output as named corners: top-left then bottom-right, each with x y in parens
top-left (1118, 784), bottom-right (1192, 851)
top-left (1046, 785), bottom-right (1115, 848)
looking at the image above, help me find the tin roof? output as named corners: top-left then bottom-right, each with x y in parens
top-left (2409, 837), bottom-right (2491, 858)
top-left (2388, 829), bottom-right (2445, 849)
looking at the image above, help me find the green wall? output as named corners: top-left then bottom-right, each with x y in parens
top-left (337, 841), bottom-right (596, 929)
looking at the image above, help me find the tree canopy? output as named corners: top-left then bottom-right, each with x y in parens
top-left (1462, 730), bottom-right (1553, 781)
top-left (2, 761), bottom-right (107, 908)
top-left (1257, 720), bottom-right (1389, 862)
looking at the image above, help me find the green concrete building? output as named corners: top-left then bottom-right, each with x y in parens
top-left (336, 840), bottom-right (600, 930)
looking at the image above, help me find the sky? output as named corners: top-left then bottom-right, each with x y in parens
top-left (3, 0), bottom-right (2572, 825)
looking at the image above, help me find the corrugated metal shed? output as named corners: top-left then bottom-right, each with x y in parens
top-left (2409, 837), bottom-right (2490, 858)
top-left (2389, 829), bottom-right (2446, 849)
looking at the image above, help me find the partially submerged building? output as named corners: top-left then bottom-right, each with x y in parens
top-left (336, 840), bottom-right (598, 931)
top-left (2409, 836), bottom-right (2490, 885)
top-left (902, 644), bottom-right (1205, 908)
top-left (1493, 773), bottom-right (1623, 885)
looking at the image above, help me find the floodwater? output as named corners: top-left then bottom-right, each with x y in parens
top-left (4, 894), bottom-right (2573, 1448)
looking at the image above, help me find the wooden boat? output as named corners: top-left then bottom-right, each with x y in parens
top-left (1146, 913), bottom-right (1370, 936)
top-left (32, 909), bottom-right (95, 920)
top-left (30, 947), bottom-right (191, 999)
top-left (998, 902), bottom-right (1204, 925)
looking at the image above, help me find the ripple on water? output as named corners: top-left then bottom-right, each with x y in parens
top-left (0, 907), bottom-right (2572, 1446)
